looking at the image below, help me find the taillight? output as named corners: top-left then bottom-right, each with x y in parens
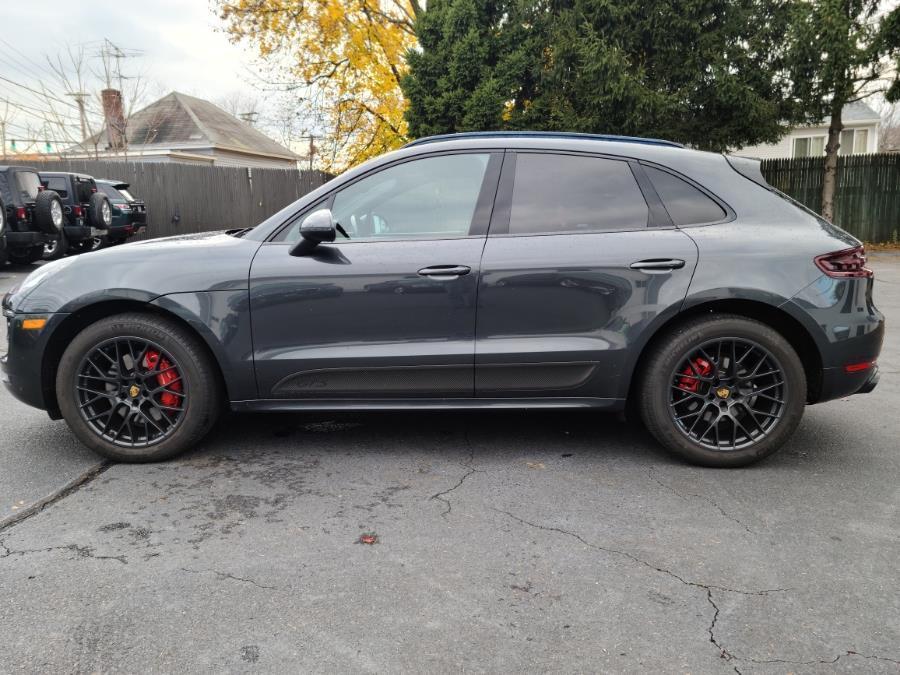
top-left (814, 245), bottom-right (873, 278)
top-left (73, 205), bottom-right (83, 217)
top-left (15, 207), bottom-right (26, 221)
top-left (845, 360), bottom-right (875, 373)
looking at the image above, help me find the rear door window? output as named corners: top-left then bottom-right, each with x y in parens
top-left (644, 166), bottom-right (726, 225)
top-left (505, 153), bottom-right (649, 235)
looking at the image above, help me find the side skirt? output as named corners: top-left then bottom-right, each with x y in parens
top-left (230, 397), bottom-right (625, 413)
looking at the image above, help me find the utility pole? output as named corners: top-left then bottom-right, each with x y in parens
top-left (1, 120), bottom-right (6, 161)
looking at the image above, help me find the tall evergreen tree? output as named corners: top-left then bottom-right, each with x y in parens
top-left (402, 0), bottom-right (796, 152)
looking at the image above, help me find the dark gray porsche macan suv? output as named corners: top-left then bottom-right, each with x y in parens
top-left (1, 132), bottom-right (884, 467)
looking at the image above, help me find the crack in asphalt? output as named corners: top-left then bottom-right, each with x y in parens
top-left (430, 431), bottom-right (478, 517)
top-left (180, 567), bottom-right (279, 590)
top-left (0, 542), bottom-right (126, 565)
top-left (0, 462), bottom-right (111, 534)
top-left (496, 508), bottom-right (900, 671)
top-left (493, 508), bottom-right (785, 596)
top-left (647, 468), bottom-right (754, 534)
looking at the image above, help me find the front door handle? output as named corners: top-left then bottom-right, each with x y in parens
top-left (629, 258), bottom-right (686, 271)
top-left (418, 265), bottom-right (471, 279)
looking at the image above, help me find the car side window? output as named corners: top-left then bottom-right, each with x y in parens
top-left (46, 177), bottom-right (68, 199)
top-left (644, 166), bottom-right (726, 225)
top-left (505, 153), bottom-right (649, 235)
top-left (278, 153), bottom-right (490, 244)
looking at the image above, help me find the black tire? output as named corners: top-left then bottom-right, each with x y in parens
top-left (56, 313), bottom-right (223, 462)
top-left (638, 314), bottom-right (806, 468)
top-left (8, 246), bottom-right (44, 265)
top-left (34, 190), bottom-right (65, 234)
top-left (88, 192), bottom-right (112, 229)
top-left (42, 231), bottom-right (68, 261)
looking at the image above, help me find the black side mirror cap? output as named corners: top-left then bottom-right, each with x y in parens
top-left (290, 208), bottom-right (336, 256)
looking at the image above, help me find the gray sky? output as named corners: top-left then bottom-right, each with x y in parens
top-left (0, 0), bottom-right (260, 149)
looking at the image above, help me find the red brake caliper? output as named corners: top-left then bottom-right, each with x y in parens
top-left (142, 350), bottom-right (182, 408)
top-left (677, 357), bottom-right (713, 393)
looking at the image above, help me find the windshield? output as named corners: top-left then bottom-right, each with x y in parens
top-left (15, 171), bottom-right (41, 202)
top-left (118, 188), bottom-right (136, 202)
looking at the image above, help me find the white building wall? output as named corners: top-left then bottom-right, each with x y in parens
top-left (738, 122), bottom-right (880, 160)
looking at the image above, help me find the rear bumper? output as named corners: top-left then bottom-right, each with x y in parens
top-left (106, 224), bottom-right (137, 241)
top-left (5, 231), bottom-right (53, 248)
top-left (63, 225), bottom-right (93, 242)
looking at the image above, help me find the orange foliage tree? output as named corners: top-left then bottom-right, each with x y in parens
top-left (218, 0), bottom-right (422, 170)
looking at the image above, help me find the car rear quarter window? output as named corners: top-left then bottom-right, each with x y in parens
top-left (75, 179), bottom-right (95, 203)
top-left (45, 176), bottom-right (69, 199)
top-left (644, 166), bottom-right (726, 225)
top-left (506, 153), bottom-right (649, 235)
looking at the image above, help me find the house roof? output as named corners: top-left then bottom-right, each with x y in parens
top-left (835, 101), bottom-right (880, 124)
top-left (81, 91), bottom-right (300, 161)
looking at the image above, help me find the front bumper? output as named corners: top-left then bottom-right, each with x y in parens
top-left (1, 311), bottom-right (67, 415)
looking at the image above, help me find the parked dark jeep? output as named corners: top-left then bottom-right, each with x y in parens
top-left (94, 179), bottom-right (147, 249)
top-left (39, 172), bottom-right (113, 259)
top-left (0, 165), bottom-right (64, 265)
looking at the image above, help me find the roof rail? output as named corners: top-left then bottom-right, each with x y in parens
top-left (404, 131), bottom-right (684, 149)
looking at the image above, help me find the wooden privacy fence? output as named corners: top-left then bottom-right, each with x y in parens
top-left (761, 153), bottom-right (900, 243)
top-left (25, 160), bottom-right (332, 239)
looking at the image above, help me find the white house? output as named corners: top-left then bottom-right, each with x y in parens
top-left (739, 101), bottom-right (880, 160)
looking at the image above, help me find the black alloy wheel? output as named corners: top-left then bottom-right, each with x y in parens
top-left (668, 338), bottom-right (786, 451)
top-left (74, 336), bottom-right (187, 448)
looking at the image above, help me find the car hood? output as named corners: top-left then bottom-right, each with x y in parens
top-left (11, 232), bottom-right (262, 314)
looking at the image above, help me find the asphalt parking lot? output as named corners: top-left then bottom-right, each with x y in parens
top-left (1, 255), bottom-right (898, 673)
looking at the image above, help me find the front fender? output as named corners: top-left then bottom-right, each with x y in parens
top-left (151, 291), bottom-right (256, 401)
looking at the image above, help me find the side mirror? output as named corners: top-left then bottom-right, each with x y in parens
top-left (290, 208), bottom-right (336, 256)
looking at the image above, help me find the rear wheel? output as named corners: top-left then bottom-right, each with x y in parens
top-left (56, 313), bottom-right (222, 462)
top-left (43, 232), bottom-right (68, 260)
top-left (639, 315), bottom-right (806, 467)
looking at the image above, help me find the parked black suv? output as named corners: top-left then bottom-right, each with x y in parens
top-left (95, 179), bottom-right (147, 249)
top-left (0, 165), bottom-right (64, 265)
top-left (39, 172), bottom-right (113, 259)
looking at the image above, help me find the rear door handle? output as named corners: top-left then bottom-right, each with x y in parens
top-left (418, 265), bottom-right (471, 279)
top-left (629, 258), bottom-right (686, 271)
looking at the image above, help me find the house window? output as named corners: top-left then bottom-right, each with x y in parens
top-left (838, 129), bottom-right (871, 156)
top-left (794, 136), bottom-right (825, 157)
top-left (840, 130), bottom-right (854, 155)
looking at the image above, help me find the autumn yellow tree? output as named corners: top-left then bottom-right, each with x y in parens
top-left (218, 0), bottom-right (421, 170)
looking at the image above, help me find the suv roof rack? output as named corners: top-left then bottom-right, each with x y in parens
top-left (404, 131), bottom-right (684, 149)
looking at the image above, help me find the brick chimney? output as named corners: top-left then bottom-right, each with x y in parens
top-left (101, 88), bottom-right (127, 151)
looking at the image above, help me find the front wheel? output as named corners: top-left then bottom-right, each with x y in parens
top-left (639, 315), bottom-right (806, 467)
top-left (56, 313), bottom-right (223, 462)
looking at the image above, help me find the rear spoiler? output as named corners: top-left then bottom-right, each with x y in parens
top-left (725, 155), bottom-right (769, 188)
